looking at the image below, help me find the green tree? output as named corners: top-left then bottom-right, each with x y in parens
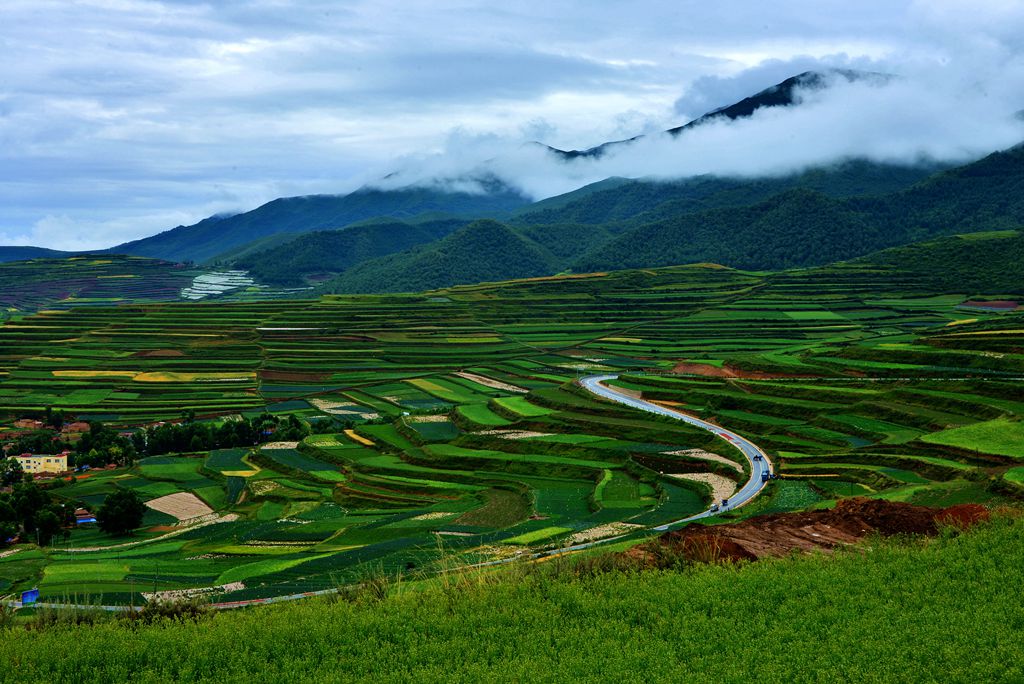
top-left (34, 509), bottom-right (61, 546)
top-left (0, 458), bottom-right (23, 487)
top-left (96, 489), bottom-right (146, 536)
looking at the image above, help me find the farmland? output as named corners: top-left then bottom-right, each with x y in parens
top-left (2, 258), bottom-right (1024, 604)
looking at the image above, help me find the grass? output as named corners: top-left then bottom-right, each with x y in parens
top-left (922, 417), bottom-right (1024, 458)
top-left (503, 526), bottom-right (572, 545)
top-left (1, 517), bottom-right (1022, 682)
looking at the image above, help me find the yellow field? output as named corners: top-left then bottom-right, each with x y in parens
top-left (134, 372), bottom-right (256, 383)
top-left (344, 429), bottom-right (374, 446)
top-left (53, 370), bottom-right (136, 378)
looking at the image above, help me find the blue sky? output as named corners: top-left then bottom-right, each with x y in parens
top-left (2, 0), bottom-right (1023, 249)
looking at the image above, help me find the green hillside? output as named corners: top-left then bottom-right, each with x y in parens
top-left (515, 160), bottom-right (935, 227)
top-left (110, 184), bottom-right (529, 264)
top-left (320, 219), bottom-right (559, 293)
top-left (576, 144), bottom-right (1024, 273)
top-left (234, 219), bottom-right (469, 287)
top-left (0, 246), bottom-right (76, 263)
top-left (2, 518), bottom-right (1022, 682)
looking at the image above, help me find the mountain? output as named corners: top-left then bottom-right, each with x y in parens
top-left (319, 219), bottom-right (558, 293)
top-left (545, 69), bottom-right (886, 160)
top-left (234, 218), bottom-right (471, 287)
top-left (309, 143), bottom-right (1024, 293)
top-left (513, 159), bottom-right (937, 227)
top-left (108, 181), bottom-right (530, 264)
top-left (250, 159), bottom-right (934, 291)
top-left (576, 144), bottom-right (1024, 272)
top-left (0, 246), bottom-right (76, 263)
top-left (848, 229), bottom-right (1024, 295)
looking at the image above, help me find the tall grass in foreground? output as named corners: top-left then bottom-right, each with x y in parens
top-left (2, 516), bottom-right (1023, 683)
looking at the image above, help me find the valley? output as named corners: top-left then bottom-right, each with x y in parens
top-left (2, 249), bottom-right (1022, 605)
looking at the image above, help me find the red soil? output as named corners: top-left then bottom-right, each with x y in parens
top-left (133, 349), bottom-right (186, 358)
top-left (670, 362), bottom-right (818, 380)
top-left (259, 370), bottom-right (331, 383)
top-left (625, 498), bottom-right (989, 566)
top-left (961, 300), bottom-right (1019, 310)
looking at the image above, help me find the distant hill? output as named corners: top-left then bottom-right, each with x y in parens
top-left (0, 246), bottom-right (76, 263)
top-left (234, 219), bottom-right (471, 287)
top-left (848, 230), bottom-right (1024, 295)
top-left (319, 219), bottom-right (558, 293)
top-left (575, 144), bottom-right (1024, 273)
top-left (107, 181), bottom-right (530, 264)
top-left (544, 69), bottom-right (887, 160)
top-left (513, 159), bottom-right (936, 227)
top-left (311, 144), bottom-right (1024, 293)
top-left (253, 159), bottom-right (933, 291)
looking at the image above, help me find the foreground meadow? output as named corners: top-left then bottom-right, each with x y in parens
top-left (1, 515), bottom-right (1022, 682)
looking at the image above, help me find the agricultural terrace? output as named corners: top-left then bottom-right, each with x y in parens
top-left (0, 255), bottom-right (198, 315)
top-left (2, 261), bottom-right (1024, 603)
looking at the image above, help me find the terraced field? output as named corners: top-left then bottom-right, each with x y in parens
top-left (2, 261), bottom-right (1023, 604)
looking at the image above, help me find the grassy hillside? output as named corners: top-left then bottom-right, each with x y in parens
top-left (234, 219), bottom-right (469, 287)
top-left (320, 219), bottom-right (559, 293)
top-left (2, 517), bottom-right (1022, 682)
top-left (302, 147), bottom-right (1024, 294)
top-left (110, 184), bottom-right (529, 264)
top-left (515, 160), bottom-right (936, 227)
top-left (0, 246), bottom-right (75, 263)
top-left (577, 144), bottom-right (1024, 273)
top-left (850, 230), bottom-right (1024, 294)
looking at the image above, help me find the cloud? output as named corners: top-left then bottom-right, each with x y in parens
top-left (2, 0), bottom-right (1024, 249)
top-left (376, 65), bottom-right (1024, 199)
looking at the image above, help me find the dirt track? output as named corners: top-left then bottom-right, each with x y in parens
top-left (625, 498), bottom-right (989, 565)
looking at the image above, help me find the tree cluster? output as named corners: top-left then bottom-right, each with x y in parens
top-left (0, 478), bottom-right (74, 547)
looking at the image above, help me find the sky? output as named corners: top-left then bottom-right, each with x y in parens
top-left (2, 1), bottom-right (1024, 250)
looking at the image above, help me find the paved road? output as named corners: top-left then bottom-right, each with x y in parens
top-left (3, 374), bottom-right (773, 612)
top-left (579, 374), bottom-right (772, 529)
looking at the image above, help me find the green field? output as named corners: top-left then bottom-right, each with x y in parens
top-left (1, 258), bottom-right (1023, 604)
top-left (922, 417), bottom-right (1024, 458)
top-left (2, 516), bottom-right (1023, 682)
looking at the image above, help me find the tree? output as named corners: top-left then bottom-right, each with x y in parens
top-left (0, 458), bottom-right (23, 487)
top-left (0, 499), bottom-right (17, 545)
top-left (96, 489), bottom-right (146, 536)
top-left (34, 509), bottom-right (61, 546)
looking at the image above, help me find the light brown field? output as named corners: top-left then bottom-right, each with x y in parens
top-left (145, 492), bottom-right (214, 521)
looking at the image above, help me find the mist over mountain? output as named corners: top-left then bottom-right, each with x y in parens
top-left (544, 69), bottom-right (890, 160)
top-left (371, 67), bottom-right (1024, 201)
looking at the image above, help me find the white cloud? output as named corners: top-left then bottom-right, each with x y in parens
top-left (1, 0), bottom-right (1023, 249)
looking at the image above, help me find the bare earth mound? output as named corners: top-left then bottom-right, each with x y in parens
top-left (625, 498), bottom-right (989, 565)
top-left (145, 492), bottom-right (214, 521)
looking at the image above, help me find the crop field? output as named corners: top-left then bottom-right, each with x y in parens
top-left (2, 260), bottom-right (1024, 604)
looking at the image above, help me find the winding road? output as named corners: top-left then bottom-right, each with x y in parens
top-left (579, 374), bottom-right (772, 529)
top-left (3, 373), bottom-right (773, 612)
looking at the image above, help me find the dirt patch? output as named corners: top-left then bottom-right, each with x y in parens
top-left (624, 498), bottom-right (990, 566)
top-left (569, 522), bottom-right (642, 545)
top-left (260, 369), bottom-right (331, 382)
top-left (454, 371), bottom-right (527, 394)
top-left (668, 473), bottom-right (736, 503)
top-left (961, 300), bottom-right (1019, 310)
top-left (479, 429), bottom-right (554, 439)
top-left (261, 441), bottom-right (299, 450)
top-left (670, 362), bottom-right (817, 379)
top-left (145, 492), bottom-right (214, 521)
top-left (133, 349), bottom-right (186, 358)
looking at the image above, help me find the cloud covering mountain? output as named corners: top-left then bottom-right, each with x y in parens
top-left (3, 0), bottom-right (1024, 249)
